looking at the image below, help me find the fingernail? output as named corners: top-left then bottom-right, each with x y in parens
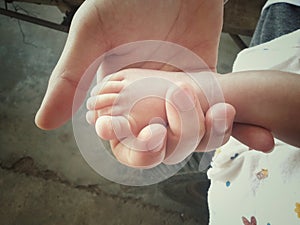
top-left (172, 87), bottom-right (195, 111)
top-left (213, 118), bottom-right (229, 135)
top-left (211, 104), bottom-right (230, 135)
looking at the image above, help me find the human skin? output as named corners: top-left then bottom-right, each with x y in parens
top-left (86, 69), bottom-right (236, 167)
top-left (219, 70), bottom-right (300, 148)
top-left (35, 0), bottom-right (224, 130)
top-left (87, 69), bottom-right (300, 168)
top-left (34, 0), bottom-right (276, 159)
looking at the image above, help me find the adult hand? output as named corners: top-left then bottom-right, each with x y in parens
top-left (35, 0), bottom-right (224, 130)
top-left (35, 0), bottom-right (274, 154)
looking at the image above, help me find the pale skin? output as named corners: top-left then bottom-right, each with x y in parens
top-left (220, 70), bottom-right (300, 149)
top-left (35, 0), bottom-right (224, 129)
top-left (86, 69), bottom-right (300, 168)
top-left (34, 0), bottom-right (241, 166)
top-left (86, 69), bottom-right (235, 167)
top-left (35, 0), bottom-right (289, 167)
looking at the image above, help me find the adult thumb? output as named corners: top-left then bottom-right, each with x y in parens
top-left (35, 1), bottom-right (110, 130)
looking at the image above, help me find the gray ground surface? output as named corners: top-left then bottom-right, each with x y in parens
top-left (0, 3), bottom-right (249, 225)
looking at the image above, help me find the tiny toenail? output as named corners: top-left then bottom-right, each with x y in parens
top-left (86, 111), bottom-right (95, 124)
top-left (172, 87), bottom-right (195, 111)
top-left (86, 97), bottom-right (95, 110)
top-left (112, 116), bottom-right (132, 140)
top-left (146, 126), bottom-right (166, 152)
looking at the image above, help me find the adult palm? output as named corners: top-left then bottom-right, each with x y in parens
top-left (35, 0), bottom-right (223, 130)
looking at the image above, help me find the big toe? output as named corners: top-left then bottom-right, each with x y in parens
top-left (137, 123), bottom-right (167, 152)
top-left (125, 124), bottom-right (167, 168)
top-left (95, 116), bottom-right (131, 140)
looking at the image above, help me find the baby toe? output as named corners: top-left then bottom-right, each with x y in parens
top-left (124, 124), bottom-right (167, 168)
top-left (91, 81), bottom-right (124, 96)
top-left (138, 123), bottom-right (167, 152)
top-left (95, 116), bottom-right (132, 140)
top-left (86, 93), bottom-right (118, 110)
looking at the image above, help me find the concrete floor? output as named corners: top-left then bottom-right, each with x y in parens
top-left (0, 3), bottom-right (250, 225)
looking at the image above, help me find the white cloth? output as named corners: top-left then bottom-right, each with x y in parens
top-left (232, 29), bottom-right (300, 74)
top-left (208, 139), bottom-right (300, 225)
top-left (207, 17), bottom-right (300, 225)
top-left (262, 0), bottom-right (300, 12)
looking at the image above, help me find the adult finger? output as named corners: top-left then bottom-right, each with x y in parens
top-left (196, 103), bottom-right (236, 152)
top-left (164, 83), bottom-right (205, 164)
top-left (35, 0), bottom-right (110, 130)
top-left (232, 123), bottom-right (275, 152)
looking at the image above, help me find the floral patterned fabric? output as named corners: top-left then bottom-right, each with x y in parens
top-left (208, 138), bottom-right (300, 225)
top-left (207, 4), bottom-right (300, 223)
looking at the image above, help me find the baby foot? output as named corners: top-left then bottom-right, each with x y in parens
top-left (86, 69), bottom-right (206, 168)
